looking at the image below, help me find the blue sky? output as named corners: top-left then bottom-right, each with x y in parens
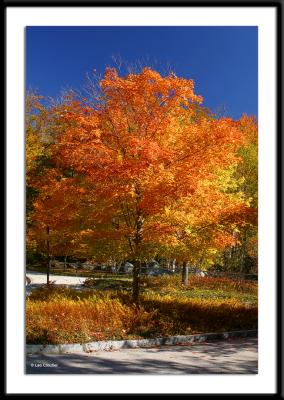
top-left (26, 26), bottom-right (257, 120)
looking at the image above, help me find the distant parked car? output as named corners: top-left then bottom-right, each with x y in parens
top-left (81, 263), bottom-right (96, 271)
top-left (50, 261), bottom-right (65, 269)
top-left (147, 260), bottom-right (160, 269)
top-left (188, 267), bottom-right (208, 277)
top-left (121, 262), bottom-right (134, 273)
top-left (147, 268), bottom-right (174, 277)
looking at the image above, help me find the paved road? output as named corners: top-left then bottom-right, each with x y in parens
top-left (26, 337), bottom-right (258, 374)
top-left (26, 272), bottom-right (87, 285)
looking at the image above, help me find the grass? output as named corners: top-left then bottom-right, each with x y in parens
top-left (26, 275), bottom-right (257, 344)
top-left (83, 274), bottom-right (258, 303)
top-left (140, 275), bottom-right (257, 305)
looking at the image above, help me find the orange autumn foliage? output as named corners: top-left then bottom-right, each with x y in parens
top-left (28, 67), bottom-right (257, 300)
top-left (52, 68), bottom-right (246, 254)
top-left (28, 169), bottom-right (92, 258)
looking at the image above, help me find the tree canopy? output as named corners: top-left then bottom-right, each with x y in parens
top-left (26, 67), bottom-right (258, 301)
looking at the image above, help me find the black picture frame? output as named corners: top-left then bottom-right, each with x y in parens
top-left (4, 0), bottom-right (283, 397)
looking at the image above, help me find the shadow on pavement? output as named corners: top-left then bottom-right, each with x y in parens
top-left (26, 338), bottom-right (258, 375)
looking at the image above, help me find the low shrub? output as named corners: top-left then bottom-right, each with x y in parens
top-left (28, 285), bottom-right (92, 301)
top-left (26, 286), bottom-right (257, 344)
top-left (83, 278), bottom-right (98, 288)
top-left (26, 294), bottom-right (158, 344)
top-left (141, 292), bottom-right (257, 334)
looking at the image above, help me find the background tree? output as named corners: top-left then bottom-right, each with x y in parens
top-left (154, 169), bottom-right (256, 285)
top-left (215, 115), bottom-right (258, 276)
top-left (27, 167), bottom-right (93, 282)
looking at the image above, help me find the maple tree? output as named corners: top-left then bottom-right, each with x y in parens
top-left (37, 67), bottom-right (252, 302)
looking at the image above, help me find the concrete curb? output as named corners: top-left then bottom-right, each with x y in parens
top-left (26, 329), bottom-right (257, 355)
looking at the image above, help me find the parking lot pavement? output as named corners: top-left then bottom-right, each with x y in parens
top-left (26, 272), bottom-right (87, 285)
top-left (26, 337), bottom-right (258, 375)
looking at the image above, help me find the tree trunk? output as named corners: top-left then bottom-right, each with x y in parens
top-left (171, 258), bottom-right (176, 272)
top-left (166, 259), bottom-right (170, 270)
top-left (64, 255), bottom-right (67, 270)
top-left (46, 226), bottom-right (50, 285)
top-left (132, 201), bottom-right (144, 303)
top-left (182, 261), bottom-right (189, 285)
top-left (47, 259), bottom-right (52, 285)
top-left (132, 259), bottom-right (141, 303)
